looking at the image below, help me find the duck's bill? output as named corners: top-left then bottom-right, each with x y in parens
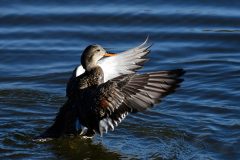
top-left (104, 53), bottom-right (116, 57)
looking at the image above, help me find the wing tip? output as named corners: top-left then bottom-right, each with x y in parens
top-left (139, 36), bottom-right (153, 49)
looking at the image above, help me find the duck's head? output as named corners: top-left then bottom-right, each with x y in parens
top-left (81, 44), bottom-right (115, 71)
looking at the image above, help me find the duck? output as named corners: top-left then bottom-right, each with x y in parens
top-left (36, 38), bottom-right (185, 140)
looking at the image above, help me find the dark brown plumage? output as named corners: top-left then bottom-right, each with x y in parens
top-left (36, 39), bottom-right (185, 140)
top-left (74, 69), bottom-right (185, 136)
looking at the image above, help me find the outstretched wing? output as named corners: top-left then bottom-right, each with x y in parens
top-left (95, 69), bottom-right (185, 136)
top-left (75, 38), bottom-right (151, 82)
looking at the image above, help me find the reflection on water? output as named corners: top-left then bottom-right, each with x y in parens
top-left (49, 138), bottom-right (121, 160)
top-left (0, 0), bottom-right (240, 159)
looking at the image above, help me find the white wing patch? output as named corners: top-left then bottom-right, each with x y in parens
top-left (76, 65), bottom-right (85, 77)
top-left (75, 38), bottom-right (151, 82)
top-left (98, 38), bottom-right (150, 82)
top-left (99, 112), bottom-right (128, 136)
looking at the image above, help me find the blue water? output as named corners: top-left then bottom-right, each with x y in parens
top-left (0, 1), bottom-right (240, 159)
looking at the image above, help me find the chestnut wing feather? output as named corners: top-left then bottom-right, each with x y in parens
top-left (95, 69), bottom-right (185, 136)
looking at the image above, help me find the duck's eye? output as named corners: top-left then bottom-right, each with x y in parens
top-left (96, 49), bottom-right (100, 52)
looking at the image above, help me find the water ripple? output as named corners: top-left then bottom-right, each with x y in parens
top-left (0, 1), bottom-right (240, 159)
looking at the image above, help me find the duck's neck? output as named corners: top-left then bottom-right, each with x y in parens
top-left (85, 62), bottom-right (98, 72)
top-left (81, 54), bottom-right (99, 72)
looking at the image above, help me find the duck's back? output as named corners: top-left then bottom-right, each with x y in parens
top-left (77, 66), bottom-right (104, 90)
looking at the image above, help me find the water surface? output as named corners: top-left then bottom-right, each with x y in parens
top-left (0, 0), bottom-right (240, 159)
